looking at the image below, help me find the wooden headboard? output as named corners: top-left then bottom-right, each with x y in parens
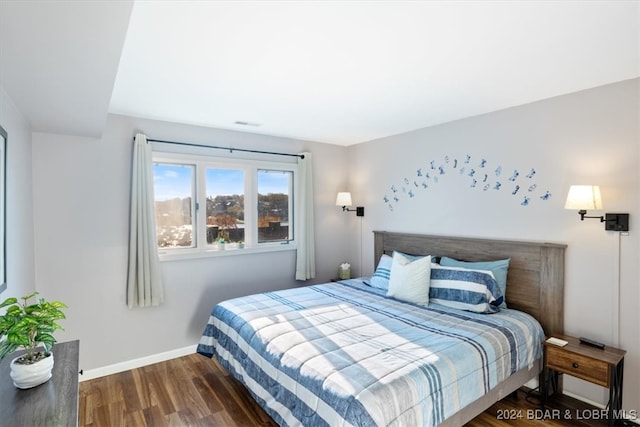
top-left (373, 231), bottom-right (566, 336)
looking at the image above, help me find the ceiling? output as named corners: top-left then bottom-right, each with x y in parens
top-left (1, 1), bottom-right (638, 146)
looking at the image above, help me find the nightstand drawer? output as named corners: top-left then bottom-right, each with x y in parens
top-left (546, 346), bottom-right (609, 387)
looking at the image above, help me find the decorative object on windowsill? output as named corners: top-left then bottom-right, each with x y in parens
top-left (0, 292), bottom-right (67, 389)
top-left (564, 185), bottom-right (630, 231)
top-left (213, 213), bottom-right (237, 248)
top-left (238, 241), bottom-right (245, 249)
top-left (336, 192), bottom-right (364, 216)
top-left (339, 262), bottom-right (351, 280)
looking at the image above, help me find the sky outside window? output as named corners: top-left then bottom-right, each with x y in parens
top-left (258, 170), bottom-right (290, 194)
top-left (154, 165), bottom-right (291, 199)
top-left (153, 163), bottom-right (193, 200)
top-left (206, 169), bottom-right (244, 197)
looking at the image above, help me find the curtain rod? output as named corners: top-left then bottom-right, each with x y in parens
top-left (141, 137), bottom-right (304, 159)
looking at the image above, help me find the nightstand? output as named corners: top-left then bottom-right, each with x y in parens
top-left (542, 334), bottom-right (626, 426)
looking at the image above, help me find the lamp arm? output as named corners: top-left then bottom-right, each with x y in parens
top-left (342, 206), bottom-right (365, 216)
top-left (578, 209), bottom-right (604, 222)
top-left (576, 210), bottom-right (630, 231)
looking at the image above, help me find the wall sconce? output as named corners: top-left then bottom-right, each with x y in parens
top-left (336, 192), bottom-right (364, 216)
top-left (564, 185), bottom-right (629, 231)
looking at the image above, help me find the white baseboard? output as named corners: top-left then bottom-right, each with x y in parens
top-left (562, 390), bottom-right (605, 409)
top-left (563, 391), bottom-right (639, 424)
top-left (80, 344), bottom-right (198, 382)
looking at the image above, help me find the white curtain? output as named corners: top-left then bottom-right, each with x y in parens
top-left (295, 152), bottom-right (316, 280)
top-left (126, 133), bottom-right (164, 308)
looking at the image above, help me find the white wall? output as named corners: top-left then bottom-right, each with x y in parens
top-left (31, 114), bottom-right (350, 371)
top-left (0, 86), bottom-right (35, 301)
top-left (347, 78), bottom-right (639, 412)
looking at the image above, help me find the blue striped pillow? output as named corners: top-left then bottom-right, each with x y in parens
top-left (368, 252), bottom-right (424, 290)
top-left (439, 256), bottom-right (510, 308)
top-left (369, 254), bottom-right (392, 290)
top-left (429, 264), bottom-right (504, 313)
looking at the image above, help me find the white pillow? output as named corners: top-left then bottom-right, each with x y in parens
top-left (386, 252), bottom-right (432, 306)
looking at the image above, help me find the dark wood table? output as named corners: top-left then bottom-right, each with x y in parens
top-left (542, 335), bottom-right (625, 426)
top-left (0, 340), bottom-right (79, 426)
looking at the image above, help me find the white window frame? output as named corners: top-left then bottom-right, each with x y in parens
top-left (152, 151), bottom-right (298, 261)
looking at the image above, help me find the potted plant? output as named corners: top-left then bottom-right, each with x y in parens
top-left (0, 292), bottom-right (67, 389)
top-left (214, 213), bottom-right (237, 248)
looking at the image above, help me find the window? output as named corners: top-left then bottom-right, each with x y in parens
top-left (206, 168), bottom-right (245, 244)
top-left (153, 163), bottom-right (195, 248)
top-left (152, 152), bottom-right (296, 257)
top-left (258, 169), bottom-right (293, 243)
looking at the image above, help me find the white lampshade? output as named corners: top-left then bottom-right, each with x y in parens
top-left (564, 185), bottom-right (603, 210)
top-left (336, 192), bottom-right (352, 207)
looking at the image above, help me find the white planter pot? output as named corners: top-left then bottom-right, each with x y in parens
top-left (10, 352), bottom-right (54, 389)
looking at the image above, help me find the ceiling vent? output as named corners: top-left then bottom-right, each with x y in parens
top-left (234, 121), bottom-right (261, 127)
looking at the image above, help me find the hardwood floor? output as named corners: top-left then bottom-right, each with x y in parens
top-left (80, 353), bottom-right (277, 426)
top-left (79, 354), bottom-right (614, 426)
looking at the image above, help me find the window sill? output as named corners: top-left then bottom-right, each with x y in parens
top-left (158, 242), bottom-right (297, 262)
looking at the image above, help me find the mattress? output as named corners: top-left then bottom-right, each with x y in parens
top-left (197, 279), bottom-right (545, 426)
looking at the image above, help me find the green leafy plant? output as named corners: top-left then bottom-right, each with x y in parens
top-left (214, 213), bottom-right (237, 243)
top-left (0, 292), bottom-right (67, 364)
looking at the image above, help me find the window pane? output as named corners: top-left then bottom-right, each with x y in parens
top-left (206, 168), bottom-right (245, 244)
top-left (258, 170), bottom-right (292, 243)
top-left (153, 163), bottom-right (195, 248)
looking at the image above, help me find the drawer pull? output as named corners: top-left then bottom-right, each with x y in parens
top-left (572, 362), bottom-right (579, 369)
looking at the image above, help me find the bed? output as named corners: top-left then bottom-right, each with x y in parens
top-left (197, 231), bottom-right (566, 426)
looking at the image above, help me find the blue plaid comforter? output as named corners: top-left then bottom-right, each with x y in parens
top-left (197, 279), bottom-right (544, 426)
